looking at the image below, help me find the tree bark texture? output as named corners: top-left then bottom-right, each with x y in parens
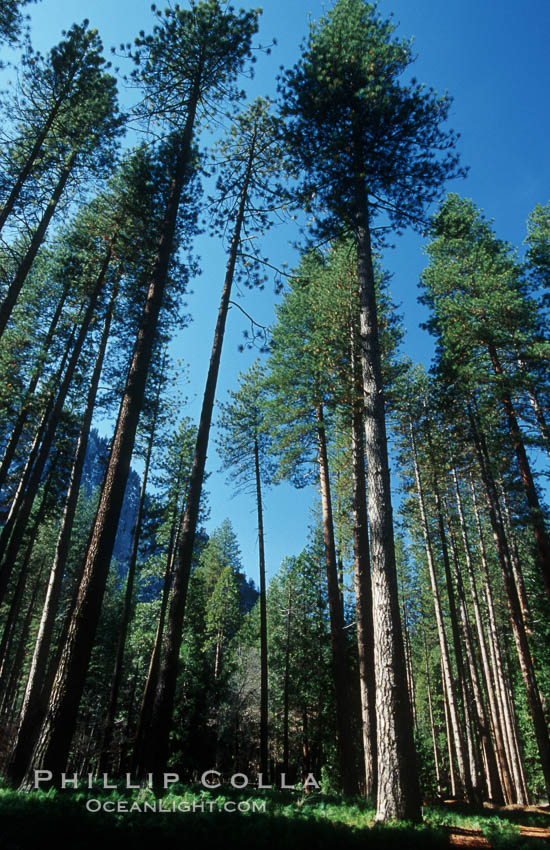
top-left (468, 402), bottom-right (550, 799)
top-left (452, 468), bottom-right (514, 804)
top-left (409, 420), bottom-right (471, 802)
top-left (7, 284), bottom-right (117, 786)
top-left (350, 372), bottom-right (377, 801)
top-left (355, 188), bottom-right (420, 821)
top-left (145, 131), bottom-right (256, 779)
top-left (21, 105), bottom-right (198, 785)
top-left (316, 403), bottom-right (358, 796)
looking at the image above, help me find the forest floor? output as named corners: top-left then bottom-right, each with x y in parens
top-left (0, 783), bottom-right (548, 849)
top-left (426, 800), bottom-right (550, 849)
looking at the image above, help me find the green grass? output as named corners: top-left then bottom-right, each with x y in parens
top-left (425, 803), bottom-right (550, 850)
top-left (0, 784), bottom-right (548, 849)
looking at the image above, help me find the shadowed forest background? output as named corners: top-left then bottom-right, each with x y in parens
top-left (0, 0), bottom-right (549, 845)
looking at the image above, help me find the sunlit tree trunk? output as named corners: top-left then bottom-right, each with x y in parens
top-left (410, 419), bottom-right (471, 802)
top-left (350, 349), bottom-right (377, 801)
top-left (21, 99), bottom-right (199, 786)
top-left (445, 505), bottom-right (503, 803)
top-left (488, 343), bottom-right (550, 603)
top-left (453, 468), bottom-right (514, 804)
top-left (441, 665), bottom-right (457, 798)
top-left (422, 627), bottom-right (442, 797)
top-left (470, 476), bottom-right (528, 804)
top-left (468, 401), bottom-right (550, 799)
top-left (354, 176), bottom-right (420, 821)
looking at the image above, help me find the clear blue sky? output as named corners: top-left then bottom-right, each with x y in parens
top-left (10, 0), bottom-right (550, 586)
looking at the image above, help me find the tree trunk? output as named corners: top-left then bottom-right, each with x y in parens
top-left (452, 468), bottom-right (514, 804)
top-left (498, 480), bottom-right (533, 633)
top-left (527, 389), bottom-right (550, 460)
top-left (0, 151), bottom-right (77, 340)
top-left (515, 356), bottom-right (550, 460)
top-left (0, 319), bottom-right (78, 575)
top-left (470, 476), bottom-right (528, 805)
top-left (132, 503), bottom-right (182, 775)
top-left (131, 434), bottom-right (191, 773)
top-left (0, 247), bottom-right (109, 605)
top-left (400, 579), bottom-right (418, 736)
top-left (468, 401), bottom-right (550, 799)
top-left (144, 130), bottom-right (256, 780)
top-left (6, 283), bottom-right (117, 786)
top-left (20, 99), bottom-right (199, 787)
top-left (441, 664), bottom-right (457, 798)
top-left (0, 467), bottom-right (55, 689)
top-left (254, 435), bottom-right (269, 779)
top-left (445, 505), bottom-right (503, 804)
top-left (0, 278), bottom-right (70, 494)
top-left (350, 363), bottom-right (377, 801)
top-left (283, 586), bottom-right (292, 777)
top-left (500, 639), bottom-right (530, 803)
top-left (488, 343), bottom-right (550, 603)
top-left (354, 175), bottom-right (420, 821)
top-left (422, 628), bottom-right (442, 798)
top-left (409, 419), bottom-right (472, 802)
top-left (97, 350), bottom-right (164, 775)
top-left (423, 419), bottom-right (479, 802)
top-left (0, 53), bottom-right (84, 235)
top-left (436, 506), bottom-right (481, 804)
top-left (316, 403), bottom-right (358, 796)
top-left (0, 563), bottom-right (45, 720)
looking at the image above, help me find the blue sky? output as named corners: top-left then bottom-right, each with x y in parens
top-left (10, 0), bottom-right (550, 586)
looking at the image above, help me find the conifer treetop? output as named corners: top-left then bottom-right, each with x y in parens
top-left (126, 1), bottom-right (260, 131)
top-left (280, 0), bottom-right (465, 238)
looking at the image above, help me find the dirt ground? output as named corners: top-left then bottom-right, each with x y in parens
top-left (444, 803), bottom-right (550, 847)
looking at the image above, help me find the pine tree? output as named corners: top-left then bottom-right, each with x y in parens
top-left (131, 418), bottom-right (198, 775)
top-left (420, 194), bottom-right (550, 603)
top-left (0, 22), bottom-right (117, 235)
top-left (145, 96), bottom-right (286, 779)
top-left (217, 360), bottom-right (274, 778)
top-left (96, 349), bottom-right (168, 774)
top-left (0, 0), bottom-right (35, 47)
top-left (280, 0), bottom-right (464, 819)
top-left (526, 201), bottom-right (550, 305)
top-left (18, 134), bottom-right (198, 787)
top-left (266, 549), bottom-right (333, 783)
top-left (0, 22), bottom-right (123, 338)
top-left (264, 250), bottom-right (361, 795)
